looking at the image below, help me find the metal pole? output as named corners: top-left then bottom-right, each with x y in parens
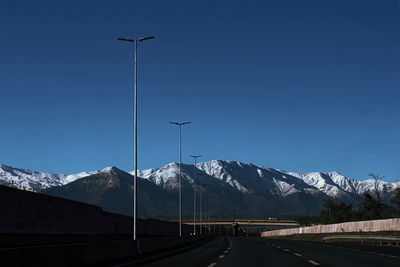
top-left (118, 35), bottom-right (154, 241)
top-left (189, 155), bottom-right (202, 235)
top-left (200, 179), bottom-right (202, 234)
top-left (179, 124), bottom-right (182, 237)
top-left (206, 196), bottom-right (209, 234)
top-left (133, 40), bottom-right (138, 241)
top-left (208, 202), bottom-right (211, 234)
top-left (194, 157), bottom-right (196, 235)
top-left (205, 198), bottom-right (207, 234)
top-left (170, 121), bottom-right (191, 237)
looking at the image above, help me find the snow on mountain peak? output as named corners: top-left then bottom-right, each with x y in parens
top-left (101, 166), bottom-right (115, 173)
top-left (0, 164), bottom-right (103, 191)
top-left (2, 160), bottom-right (399, 203)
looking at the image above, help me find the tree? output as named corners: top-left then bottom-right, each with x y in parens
top-left (391, 188), bottom-right (400, 217)
top-left (319, 200), bottom-right (353, 224)
top-left (359, 193), bottom-right (394, 220)
top-left (296, 216), bottom-right (319, 226)
top-left (360, 193), bottom-right (381, 220)
top-left (368, 173), bottom-right (384, 203)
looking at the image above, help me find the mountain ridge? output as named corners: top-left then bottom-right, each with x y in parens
top-left (1, 160), bottom-right (399, 202)
top-left (135, 160), bottom-right (399, 202)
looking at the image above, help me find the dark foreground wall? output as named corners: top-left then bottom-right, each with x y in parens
top-left (0, 185), bottom-right (206, 266)
top-left (0, 184), bottom-right (192, 237)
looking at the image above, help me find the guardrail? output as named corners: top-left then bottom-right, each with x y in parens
top-left (322, 235), bottom-right (400, 246)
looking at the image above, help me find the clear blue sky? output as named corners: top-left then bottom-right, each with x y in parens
top-left (0, 0), bottom-right (399, 181)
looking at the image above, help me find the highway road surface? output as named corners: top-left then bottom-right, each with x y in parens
top-left (137, 236), bottom-right (399, 267)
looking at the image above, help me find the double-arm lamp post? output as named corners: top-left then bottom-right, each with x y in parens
top-left (170, 122), bottom-right (191, 237)
top-left (118, 35), bottom-right (154, 240)
top-left (189, 155), bottom-right (202, 235)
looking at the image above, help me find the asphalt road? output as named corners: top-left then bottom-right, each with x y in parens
top-left (140, 236), bottom-right (400, 267)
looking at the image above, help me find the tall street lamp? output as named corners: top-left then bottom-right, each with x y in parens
top-left (199, 181), bottom-right (211, 235)
top-left (208, 199), bottom-right (211, 234)
top-left (118, 35), bottom-right (155, 241)
top-left (189, 155), bottom-right (202, 235)
top-left (170, 121), bottom-right (191, 237)
top-left (198, 174), bottom-right (204, 234)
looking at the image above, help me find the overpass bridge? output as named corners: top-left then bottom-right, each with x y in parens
top-left (183, 219), bottom-right (298, 227)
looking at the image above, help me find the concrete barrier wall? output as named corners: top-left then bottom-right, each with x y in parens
top-left (261, 218), bottom-right (400, 237)
top-left (0, 185), bottom-right (192, 236)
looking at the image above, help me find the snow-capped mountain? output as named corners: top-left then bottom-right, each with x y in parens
top-left (2, 160), bottom-right (399, 204)
top-left (137, 160), bottom-right (399, 202)
top-left (0, 164), bottom-right (102, 191)
top-left (3, 160), bottom-right (399, 217)
top-left (195, 160), bottom-right (319, 197)
top-left (286, 170), bottom-right (400, 201)
top-left (43, 166), bottom-right (178, 218)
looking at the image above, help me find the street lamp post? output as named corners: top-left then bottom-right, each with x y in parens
top-left (170, 122), bottom-right (191, 237)
top-left (189, 155), bottom-right (202, 235)
top-left (200, 182), bottom-right (211, 235)
top-left (209, 201), bottom-right (211, 234)
top-left (118, 35), bottom-right (155, 241)
top-left (198, 174), bottom-right (203, 234)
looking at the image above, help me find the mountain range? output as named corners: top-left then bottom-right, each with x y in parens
top-left (0, 163), bottom-right (99, 190)
top-left (1, 160), bottom-right (399, 218)
top-left (137, 160), bottom-right (399, 202)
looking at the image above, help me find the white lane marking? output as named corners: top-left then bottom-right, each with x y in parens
top-left (284, 249), bottom-right (290, 252)
top-left (308, 260), bottom-right (320, 266)
top-left (277, 246), bottom-right (281, 249)
top-left (294, 253), bottom-right (302, 257)
top-left (224, 250), bottom-right (228, 254)
top-left (208, 263), bottom-right (217, 267)
top-left (219, 255), bottom-right (225, 259)
top-left (227, 237), bottom-right (232, 249)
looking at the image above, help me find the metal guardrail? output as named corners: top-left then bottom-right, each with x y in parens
top-left (322, 235), bottom-right (400, 246)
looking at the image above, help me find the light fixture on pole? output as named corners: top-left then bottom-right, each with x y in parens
top-left (189, 155), bottom-right (202, 235)
top-left (170, 121), bottom-right (191, 237)
top-left (118, 35), bottom-right (155, 241)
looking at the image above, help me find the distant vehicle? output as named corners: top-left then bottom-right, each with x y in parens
top-left (268, 217), bottom-right (278, 220)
